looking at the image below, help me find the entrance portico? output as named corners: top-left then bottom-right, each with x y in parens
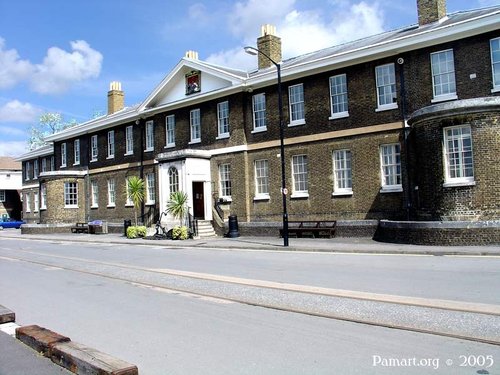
top-left (157, 149), bottom-right (212, 226)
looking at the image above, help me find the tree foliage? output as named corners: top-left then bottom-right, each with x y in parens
top-left (166, 191), bottom-right (189, 226)
top-left (126, 176), bottom-right (145, 227)
top-left (28, 112), bottom-right (77, 150)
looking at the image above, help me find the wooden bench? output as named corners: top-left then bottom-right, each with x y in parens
top-left (279, 221), bottom-right (336, 238)
top-left (71, 222), bottom-right (89, 234)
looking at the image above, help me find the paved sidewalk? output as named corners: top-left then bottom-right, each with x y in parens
top-left (1, 229), bottom-right (499, 255)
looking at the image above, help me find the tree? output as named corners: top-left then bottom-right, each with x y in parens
top-left (126, 176), bottom-right (145, 227)
top-left (166, 191), bottom-right (189, 226)
top-left (28, 112), bottom-right (77, 150)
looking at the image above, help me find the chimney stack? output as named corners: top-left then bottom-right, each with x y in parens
top-left (417, 0), bottom-right (446, 25)
top-left (107, 81), bottom-right (124, 115)
top-left (185, 50), bottom-right (199, 60)
top-left (256, 25), bottom-right (282, 69)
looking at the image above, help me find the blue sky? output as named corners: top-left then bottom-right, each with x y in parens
top-left (0, 0), bottom-right (497, 157)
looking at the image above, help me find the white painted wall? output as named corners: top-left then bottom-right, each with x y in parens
top-left (0, 171), bottom-right (22, 190)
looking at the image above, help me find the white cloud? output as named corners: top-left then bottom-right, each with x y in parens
top-left (0, 125), bottom-right (28, 137)
top-left (31, 40), bottom-right (103, 94)
top-left (0, 100), bottom-right (42, 123)
top-left (207, 0), bottom-right (385, 69)
top-left (0, 37), bottom-right (34, 89)
top-left (0, 140), bottom-right (29, 157)
top-left (0, 38), bottom-right (102, 94)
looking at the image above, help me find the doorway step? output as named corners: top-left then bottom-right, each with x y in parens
top-left (195, 220), bottom-right (217, 238)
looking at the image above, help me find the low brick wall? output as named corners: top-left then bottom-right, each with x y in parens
top-left (224, 220), bottom-right (378, 238)
top-left (374, 220), bottom-right (500, 246)
top-left (21, 222), bottom-right (125, 235)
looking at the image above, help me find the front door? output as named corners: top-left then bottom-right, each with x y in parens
top-left (192, 182), bottom-right (205, 219)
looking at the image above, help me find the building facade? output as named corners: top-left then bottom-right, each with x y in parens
top-left (18, 0), bottom-right (500, 243)
top-left (0, 157), bottom-right (22, 221)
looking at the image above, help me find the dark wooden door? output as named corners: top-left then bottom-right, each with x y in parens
top-left (192, 182), bottom-right (205, 219)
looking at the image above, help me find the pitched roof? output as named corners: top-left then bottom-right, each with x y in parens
top-left (0, 157), bottom-right (22, 171)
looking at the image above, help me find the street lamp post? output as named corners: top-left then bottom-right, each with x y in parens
top-left (244, 46), bottom-right (289, 247)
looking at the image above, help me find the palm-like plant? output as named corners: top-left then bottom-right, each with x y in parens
top-left (127, 176), bottom-right (145, 226)
top-left (166, 191), bottom-right (189, 226)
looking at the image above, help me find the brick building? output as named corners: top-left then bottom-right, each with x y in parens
top-left (17, 0), bottom-right (500, 243)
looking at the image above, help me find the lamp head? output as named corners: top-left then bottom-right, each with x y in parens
top-left (244, 46), bottom-right (258, 56)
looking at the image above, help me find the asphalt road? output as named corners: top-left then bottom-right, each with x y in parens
top-left (0, 238), bottom-right (499, 374)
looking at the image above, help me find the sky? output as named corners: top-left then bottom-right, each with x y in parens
top-left (0, 0), bottom-right (498, 157)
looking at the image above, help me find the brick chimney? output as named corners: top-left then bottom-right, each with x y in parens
top-left (256, 24), bottom-right (282, 69)
top-left (107, 81), bottom-right (124, 115)
top-left (417, 0), bottom-right (446, 25)
top-left (185, 50), bottom-right (199, 60)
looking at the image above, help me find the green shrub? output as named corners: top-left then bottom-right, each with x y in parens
top-left (172, 225), bottom-right (189, 240)
top-left (127, 225), bottom-right (147, 239)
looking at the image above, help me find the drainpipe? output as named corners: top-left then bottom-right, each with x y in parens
top-left (398, 57), bottom-right (412, 221)
top-left (137, 118), bottom-right (145, 223)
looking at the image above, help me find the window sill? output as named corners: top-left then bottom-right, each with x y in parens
top-left (491, 87), bottom-right (500, 94)
top-left (375, 103), bottom-right (398, 112)
top-left (380, 186), bottom-right (403, 193)
top-left (60, 165), bottom-right (67, 169)
top-left (251, 127), bottom-right (267, 134)
top-left (124, 152), bottom-right (133, 157)
top-left (431, 94), bottom-right (458, 103)
top-left (332, 191), bottom-right (353, 197)
top-left (145, 201), bottom-right (156, 206)
top-left (329, 112), bottom-right (349, 120)
top-left (125, 204), bottom-right (134, 207)
top-left (188, 140), bottom-right (201, 145)
top-left (91, 205), bottom-right (98, 209)
top-left (253, 195), bottom-right (270, 201)
top-left (219, 197), bottom-right (232, 203)
top-left (90, 159), bottom-right (98, 163)
top-left (64, 205), bottom-right (79, 209)
top-left (291, 193), bottom-right (309, 199)
top-left (443, 180), bottom-right (476, 188)
top-left (40, 207), bottom-right (46, 211)
top-left (107, 204), bottom-right (116, 208)
top-left (106, 156), bottom-right (114, 160)
top-left (216, 134), bottom-right (230, 140)
top-left (73, 163), bottom-right (80, 166)
top-left (288, 120), bottom-right (306, 127)
top-left (144, 149), bottom-right (154, 153)
top-left (165, 144), bottom-right (176, 149)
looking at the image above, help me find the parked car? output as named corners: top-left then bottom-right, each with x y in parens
top-left (0, 218), bottom-right (25, 229)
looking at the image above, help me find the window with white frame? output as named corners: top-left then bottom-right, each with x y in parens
top-left (168, 167), bottom-right (179, 195)
top-left (146, 173), bottom-right (155, 204)
top-left (333, 150), bottom-right (352, 195)
top-left (288, 84), bottom-right (305, 125)
top-left (25, 193), bottom-right (30, 212)
top-left (74, 139), bottom-right (80, 165)
top-left (33, 160), bottom-right (39, 179)
top-left (61, 143), bottom-right (67, 167)
top-left (219, 164), bottom-right (232, 199)
top-left (375, 63), bottom-right (397, 110)
top-left (91, 135), bottom-right (98, 161)
top-left (34, 192), bottom-right (39, 212)
top-left (64, 182), bottom-right (78, 207)
top-left (252, 93), bottom-right (267, 131)
top-left (165, 115), bottom-right (175, 148)
top-left (41, 158), bottom-right (47, 173)
top-left (190, 109), bottom-right (201, 143)
top-left (107, 131), bottom-right (115, 158)
top-left (125, 177), bottom-right (133, 206)
top-left (330, 74), bottom-right (349, 118)
top-left (25, 162), bottom-right (30, 181)
top-left (50, 156), bottom-right (55, 171)
top-left (443, 125), bottom-right (474, 186)
top-left (431, 49), bottom-right (457, 101)
top-left (91, 180), bottom-right (98, 208)
top-left (0, 190), bottom-right (5, 202)
top-left (380, 144), bottom-right (402, 191)
top-left (145, 121), bottom-right (154, 151)
top-left (490, 37), bottom-right (500, 91)
top-left (292, 155), bottom-right (308, 197)
top-left (125, 126), bottom-right (134, 155)
top-left (254, 159), bottom-right (269, 199)
top-left (107, 179), bottom-right (116, 207)
top-left (217, 101), bottom-right (230, 138)
top-left (40, 184), bottom-right (47, 209)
